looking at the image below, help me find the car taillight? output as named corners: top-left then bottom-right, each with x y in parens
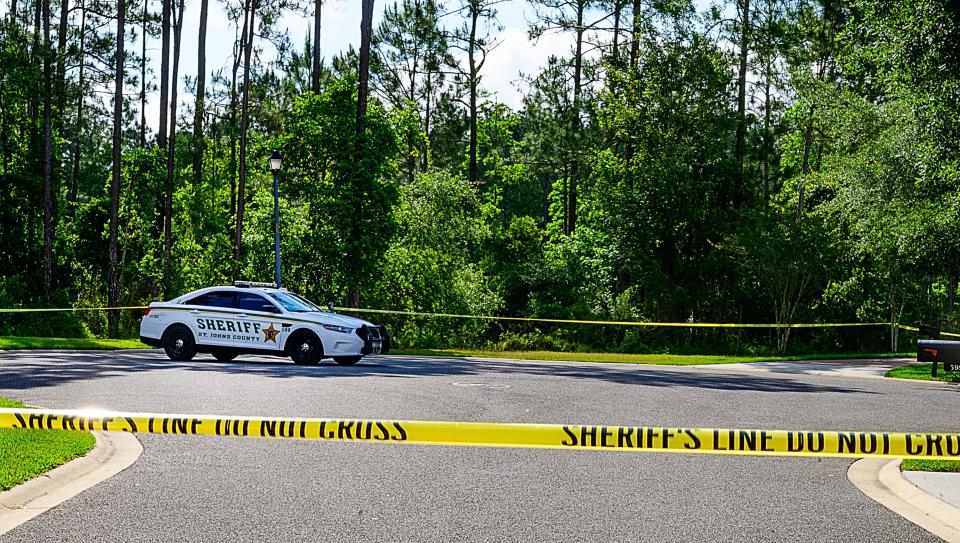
top-left (143, 307), bottom-right (151, 316)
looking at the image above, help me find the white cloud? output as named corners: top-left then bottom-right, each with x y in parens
top-left (481, 25), bottom-right (573, 110)
top-left (139, 0), bottom-right (607, 130)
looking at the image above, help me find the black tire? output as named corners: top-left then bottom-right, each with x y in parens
top-left (162, 325), bottom-right (197, 361)
top-left (334, 356), bottom-right (361, 366)
top-left (287, 330), bottom-right (323, 365)
top-left (213, 351), bottom-right (238, 362)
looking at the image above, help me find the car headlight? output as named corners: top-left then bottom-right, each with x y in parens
top-left (321, 324), bottom-right (353, 334)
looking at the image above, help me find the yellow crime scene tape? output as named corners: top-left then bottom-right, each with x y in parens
top-left (0, 306), bottom-right (149, 313)
top-left (896, 324), bottom-right (960, 339)
top-left (333, 307), bottom-right (893, 328)
top-left (1, 304), bottom-right (958, 336)
top-left (1, 408), bottom-right (958, 460)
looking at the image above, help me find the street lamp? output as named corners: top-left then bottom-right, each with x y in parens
top-left (269, 151), bottom-right (282, 288)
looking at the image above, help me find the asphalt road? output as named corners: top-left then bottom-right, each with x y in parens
top-left (0, 350), bottom-right (956, 542)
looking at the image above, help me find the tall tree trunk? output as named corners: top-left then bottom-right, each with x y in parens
top-left (628, 0), bottom-right (640, 70)
top-left (356, 0), bottom-right (374, 135)
top-left (467, 5), bottom-right (478, 185)
top-left (158, 0), bottom-right (170, 148)
top-left (9, 0), bottom-right (16, 24)
top-left (733, 0), bottom-right (750, 208)
top-left (109, 0), bottom-right (125, 336)
top-left (568, 1), bottom-right (584, 234)
top-left (351, 0), bottom-right (375, 308)
top-left (612, 1), bottom-right (621, 65)
top-left (0, 74), bottom-right (7, 176)
top-left (610, 0), bottom-right (622, 95)
top-left (562, 166), bottom-right (568, 235)
top-left (229, 6), bottom-right (249, 237)
top-left (30, 0), bottom-right (40, 133)
top-left (69, 0), bottom-right (86, 207)
top-left (193, 0), bottom-right (209, 204)
top-left (41, 0), bottom-right (53, 302)
top-left (235, 0), bottom-right (255, 267)
top-left (423, 68), bottom-right (431, 172)
top-left (163, 0), bottom-right (184, 296)
top-left (140, 0), bottom-right (147, 147)
top-left (797, 104), bottom-right (814, 218)
top-left (948, 270), bottom-right (957, 328)
top-left (624, 0), bottom-right (641, 171)
top-left (312, 0), bottom-right (321, 92)
top-left (55, 0), bottom-right (68, 133)
top-left (762, 71), bottom-right (770, 205)
top-left (405, 42), bottom-right (417, 184)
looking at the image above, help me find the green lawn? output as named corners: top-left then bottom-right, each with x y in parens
top-left (901, 459), bottom-right (960, 473)
top-left (885, 364), bottom-right (960, 383)
top-left (394, 348), bottom-right (913, 366)
top-left (887, 365), bottom-right (960, 473)
top-left (0, 397), bottom-right (96, 491)
top-left (0, 336), bottom-right (148, 350)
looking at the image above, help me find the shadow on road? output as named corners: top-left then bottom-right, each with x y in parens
top-left (0, 350), bottom-right (873, 395)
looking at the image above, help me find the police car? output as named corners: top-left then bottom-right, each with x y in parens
top-left (139, 282), bottom-right (390, 365)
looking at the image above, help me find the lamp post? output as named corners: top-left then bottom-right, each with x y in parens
top-left (269, 151), bottom-right (282, 288)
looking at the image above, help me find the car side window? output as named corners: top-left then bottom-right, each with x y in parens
top-left (234, 292), bottom-right (280, 313)
top-left (187, 291), bottom-right (234, 307)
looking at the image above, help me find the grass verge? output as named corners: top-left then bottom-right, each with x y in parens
top-left (394, 348), bottom-right (913, 366)
top-left (885, 364), bottom-right (960, 384)
top-left (0, 336), bottom-right (148, 350)
top-left (0, 397), bottom-right (96, 492)
top-left (901, 459), bottom-right (960, 473)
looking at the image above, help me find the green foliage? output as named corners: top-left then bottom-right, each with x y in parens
top-left (900, 460), bottom-right (960, 473)
top-left (584, 33), bottom-right (736, 324)
top-left (279, 79), bottom-right (400, 303)
top-left (0, 397), bottom-right (96, 492)
top-left (886, 364), bottom-right (960, 384)
top-left (3, 1), bottom-right (959, 357)
top-left (366, 169), bottom-right (500, 347)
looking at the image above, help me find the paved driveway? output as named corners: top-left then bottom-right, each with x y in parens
top-left (0, 351), bottom-right (955, 542)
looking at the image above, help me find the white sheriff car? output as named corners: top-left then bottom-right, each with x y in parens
top-left (139, 282), bottom-right (390, 365)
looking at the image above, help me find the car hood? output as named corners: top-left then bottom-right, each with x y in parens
top-left (294, 311), bottom-right (375, 329)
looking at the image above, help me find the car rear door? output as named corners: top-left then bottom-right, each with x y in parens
top-left (184, 290), bottom-right (237, 348)
top-left (232, 292), bottom-right (285, 352)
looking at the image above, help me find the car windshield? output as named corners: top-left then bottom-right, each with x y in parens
top-left (288, 292), bottom-right (326, 311)
top-left (266, 291), bottom-right (322, 312)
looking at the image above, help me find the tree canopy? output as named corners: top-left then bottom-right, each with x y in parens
top-left (1, 0), bottom-right (957, 354)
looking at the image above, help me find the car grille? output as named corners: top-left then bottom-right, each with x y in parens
top-left (356, 325), bottom-right (391, 355)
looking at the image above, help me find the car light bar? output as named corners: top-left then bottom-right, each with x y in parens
top-left (234, 281), bottom-right (277, 288)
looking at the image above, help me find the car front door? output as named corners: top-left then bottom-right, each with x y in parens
top-left (232, 292), bottom-right (285, 352)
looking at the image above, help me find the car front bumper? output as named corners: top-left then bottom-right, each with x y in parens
top-left (356, 325), bottom-right (391, 356)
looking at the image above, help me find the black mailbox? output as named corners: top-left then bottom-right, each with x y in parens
top-left (918, 339), bottom-right (960, 375)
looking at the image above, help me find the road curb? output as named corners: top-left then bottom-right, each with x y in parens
top-left (848, 457), bottom-right (960, 542)
top-left (0, 430), bottom-right (142, 536)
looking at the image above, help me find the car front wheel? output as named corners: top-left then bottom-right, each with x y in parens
top-left (162, 325), bottom-right (197, 361)
top-left (288, 331), bottom-right (323, 365)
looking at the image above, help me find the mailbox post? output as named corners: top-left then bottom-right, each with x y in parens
top-left (918, 339), bottom-right (960, 377)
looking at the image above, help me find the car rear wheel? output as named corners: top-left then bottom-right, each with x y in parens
top-left (213, 351), bottom-right (238, 362)
top-left (162, 325), bottom-right (197, 361)
top-left (334, 356), bottom-right (361, 366)
top-left (288, 331), bottom-right (323, 365)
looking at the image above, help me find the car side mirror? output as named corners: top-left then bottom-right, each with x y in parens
top-left (260, 304), bottom-right (279, 314)
top-left (327, 301), bottom-right (335, 311)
